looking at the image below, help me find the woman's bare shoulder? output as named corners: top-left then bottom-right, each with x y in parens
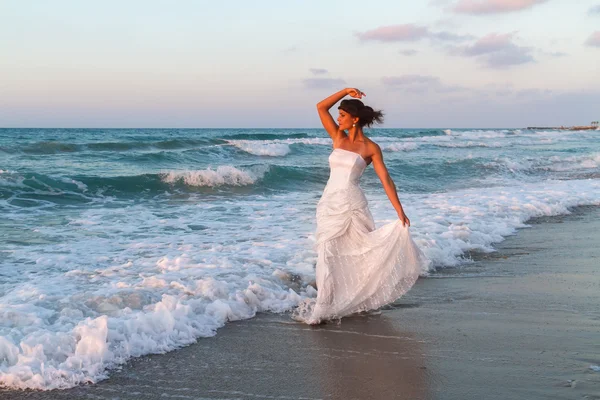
top-left (365, 138), bottom-right (382, 158)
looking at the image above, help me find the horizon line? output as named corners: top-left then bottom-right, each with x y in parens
top-left (0, 126), bottom-right (524, 130)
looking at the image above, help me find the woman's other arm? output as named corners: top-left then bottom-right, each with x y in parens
top-left (370, 144), bottom-right (410, 227)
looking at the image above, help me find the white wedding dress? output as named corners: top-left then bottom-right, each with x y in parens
top-left (294, 148), bottom-right (430, 324)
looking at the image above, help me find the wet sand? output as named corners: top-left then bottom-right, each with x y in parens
top-left (3, 207), bottom-right (600, 399)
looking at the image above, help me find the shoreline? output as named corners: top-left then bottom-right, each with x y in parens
top-left (2, 205), bottom-right (600, 399)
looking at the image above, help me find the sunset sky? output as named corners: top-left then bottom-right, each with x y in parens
top-left (1, 0), bottom-right (599, 128)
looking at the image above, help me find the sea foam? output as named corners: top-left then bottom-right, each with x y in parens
top-left (229, 140), bottom-right (291, 156)
top-left (160, 166), bottom-right (263, 187)
top-left (226, 137), bottom-right (331, 157)
top-left (2, 127), bottom-right (600, 391)
top-left (2, 178), bottom-right (600, 390)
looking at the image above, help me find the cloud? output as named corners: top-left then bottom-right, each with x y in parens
top-left (539, 50), bottom-right (567, 57)
top-left (429, 0), bottom-right (453, 5)
top-left (383, 75), bottom-right (440, 85)
top-left (430, 31), bottom-right (475, 41)
top-left (452, 0), bottom-right (549, 15)
top-left (434, 17), bottom-right (460, 29)
top-left (382, 75), bottom-right (465, 93)
top-left (457, 32), bottom-right (516, 55)
top-left (484, 49), bottom-right (534, 67)
top-left (483, 82), bottom-right (514, 96)
top-left (356, 24), bottom-right (471, 43)
top-left (309, 68), bottom-right (328, 75)
top-left (585, 31), bottom-right (600, 47)
top-left (357, 24), bottom-right (429, 42)
top-left (450, 32), bottom-right (535, 68)
top-left (494, 89), bottom-right (514, 96)
top-left (399, 49), bottom-right (418, 56)
top-left (515, 88), bottom-right (553, 98)
top-left (588, 4), bottom-right (600, 15)
top-left (302, 78), bottom-right (346, 89)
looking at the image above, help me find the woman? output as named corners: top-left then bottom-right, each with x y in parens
top-left (294, 87), bottom-right (430, 324)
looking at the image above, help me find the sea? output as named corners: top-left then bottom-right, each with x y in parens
top-left (1, 127), bottom-right (599, 389)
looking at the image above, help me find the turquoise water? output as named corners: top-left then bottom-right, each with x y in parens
top-left (1, 127), bottom-right (599, 389)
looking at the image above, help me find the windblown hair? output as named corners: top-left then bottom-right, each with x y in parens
top-left (338, 99), bottom-right (384, 128)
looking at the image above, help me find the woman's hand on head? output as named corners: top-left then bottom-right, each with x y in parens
top-left (345, 88), bottom-right (365, 99)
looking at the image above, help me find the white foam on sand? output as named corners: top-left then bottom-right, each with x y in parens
top-left (370, 178), bottom-right (600, 267)
top-left (0, 193), bottom-right (319, 390)
top-left (1, 177), bottom-right (600, 390)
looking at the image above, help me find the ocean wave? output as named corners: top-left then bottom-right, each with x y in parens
top-left (2, 178), bottom-right (600, 389)
top-left (0, 275), bottom-right (305, 390)
top-left (377, 179), bottom-right (600, 267)
top-left (11, 139), bottom-right (215, 155)
top-left (226, 135), bottom-right (506, 155)
top-left (2, 127), bottom-right (600, 390)
top-left (545, 153), bottom-right (600, 171)
top-left (157, 164), bottom-right (328, 190)
top-left (472, 152), bottom-right (600, 180)
top-left (160, 166), bottom-right (264, 187)
top-left (369, 130), bottom-right (444, 139)
top-left (436, 141), bottom-right (504, 148)
top-left (229, 140), bottom-right (291, 157)
top-left (0, 190), bottom-right (318, 389)
top-left (378, 136), bottom-right (503, 150)
top-left (482, 157), bottom-right (533, 173)
top-left (225, 137), bottom-right (331, 156)
top-left (380, 142), bottom-right (420, 152)
top-left (0, 165), bottom-right (329, 205)
top-left (84, 141), bottom-right (152, 151)
top-left (0, 172), bottom-right (93, 208)
top-left (450, 129), bottom-right (511, 138)
top-left (407, 129), bottom-right (445, 137)
top-left (21, 141), bottom-right (82, 154)
top-left (224, 132), bottom-right (311, 140)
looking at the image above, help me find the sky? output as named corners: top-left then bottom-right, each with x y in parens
top-left (0, 0), bottom-right (599, 128)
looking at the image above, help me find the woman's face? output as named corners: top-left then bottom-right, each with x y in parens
top-left (337, 109), bottom-right (357, 131)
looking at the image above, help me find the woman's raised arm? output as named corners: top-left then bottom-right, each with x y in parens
top-left (316, 88), bottom-right (365, 141)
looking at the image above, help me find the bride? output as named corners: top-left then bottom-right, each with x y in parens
top-left (294, 87), bottom-right (430, 324)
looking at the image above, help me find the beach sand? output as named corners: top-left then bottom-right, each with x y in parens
top-left (2, 206), bottom-right (599, 399)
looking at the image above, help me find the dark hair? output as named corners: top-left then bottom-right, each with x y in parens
top-left (338, 99), bottom-right (384, 128)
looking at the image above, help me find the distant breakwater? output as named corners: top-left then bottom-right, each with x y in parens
top-left (526, 125), bottom-right (599, 131)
